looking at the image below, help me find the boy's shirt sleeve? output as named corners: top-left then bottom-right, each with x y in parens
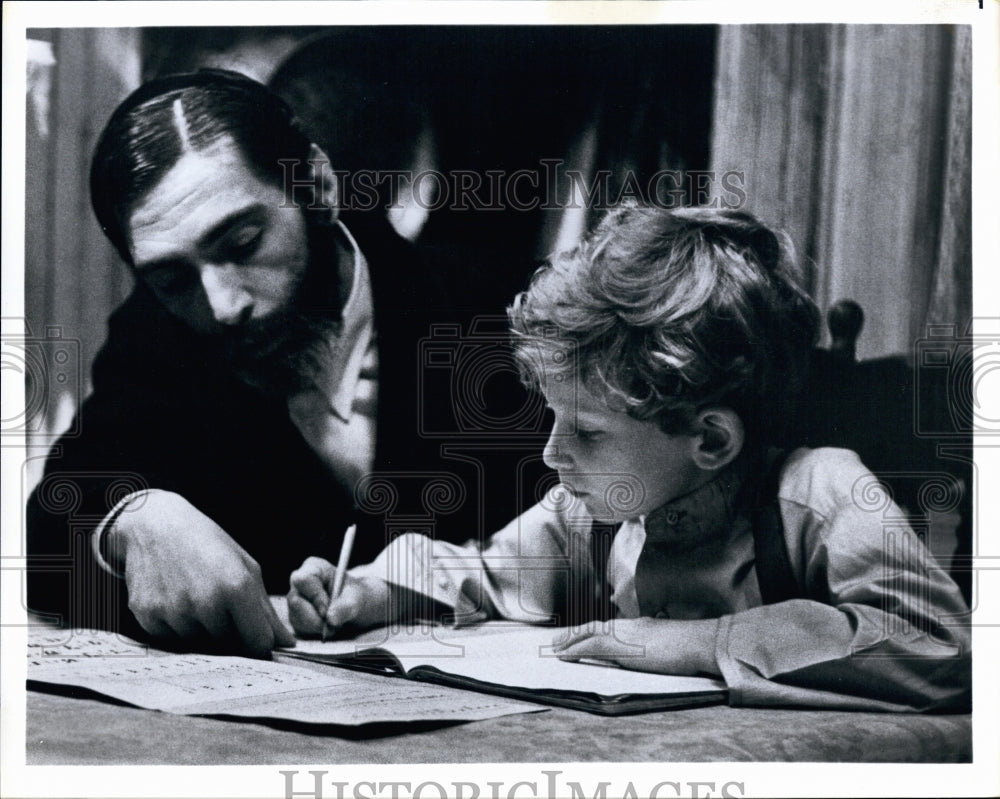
top-left (352, 487), bottom-right (596, 624)
top-left (714, 447), bottom-right (971, 712)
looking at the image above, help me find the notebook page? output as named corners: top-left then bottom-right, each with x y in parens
top-left (287, 623), bottom-right (725, 697)
top-left (28, 628), bottom-right (543, 724)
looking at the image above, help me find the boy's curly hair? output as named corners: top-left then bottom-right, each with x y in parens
top-left (508, 205), bottom-right (820, 452)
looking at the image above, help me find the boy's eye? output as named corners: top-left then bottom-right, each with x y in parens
top-left (576, 428), bottom-right (603, 442)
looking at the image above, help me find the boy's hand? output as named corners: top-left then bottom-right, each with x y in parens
top-left (551, 618), bottom-right (722, 677)
top-left (287, 556), bottom-right (396, 637)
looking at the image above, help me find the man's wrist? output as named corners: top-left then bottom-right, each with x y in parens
top-left (91, 489), bottom-right (152, 578)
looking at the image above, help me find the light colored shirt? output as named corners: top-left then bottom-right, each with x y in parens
top-left (354, 447), bottom-right (971, 711)
top-left (287, 221), bottom-right (379, 492)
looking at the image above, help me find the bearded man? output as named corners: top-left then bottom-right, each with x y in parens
top-left (27, 70), bottom-right (534, 655)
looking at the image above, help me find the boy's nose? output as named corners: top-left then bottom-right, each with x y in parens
top-left (542, 431), bottom-right (572, 471)
top-left (201, 264), bottom-right (253, 326)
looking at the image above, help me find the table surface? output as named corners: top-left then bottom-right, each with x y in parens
top-left (22, 603), bottom-right (973, 765)
top-left (26, 658), bottom-right (972, 765)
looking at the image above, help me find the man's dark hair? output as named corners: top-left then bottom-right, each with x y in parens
top-left (90, 69), bottom-right (313, 264)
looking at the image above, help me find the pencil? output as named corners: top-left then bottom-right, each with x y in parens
top-left (322, 523), bottom-right (357, 642)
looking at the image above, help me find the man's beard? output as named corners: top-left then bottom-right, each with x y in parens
top-left (214, 215), bottom-right (344, 398)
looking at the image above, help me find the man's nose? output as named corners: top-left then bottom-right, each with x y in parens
top-left (200, 264), bottom-right (253, 326)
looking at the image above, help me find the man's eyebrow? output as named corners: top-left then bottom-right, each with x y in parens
top-left (198, 205), bottom-right (265, 249)
top-left (133, 206), bottom-right (264, 275)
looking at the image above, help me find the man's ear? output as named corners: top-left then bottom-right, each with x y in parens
top-left (308, 143), bottom-right (340, 222)
top-left (689, 407), bottom-right (745, 471)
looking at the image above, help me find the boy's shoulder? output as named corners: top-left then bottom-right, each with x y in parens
top-left (777, 446), bottom-right (876, 518)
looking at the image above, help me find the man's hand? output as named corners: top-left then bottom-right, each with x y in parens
top-left (551, 617), bottom-right (722, 677)
top-left (107, 489), bottom-right (295, 657)
top-left (287, 556), bottom-right (396, 638)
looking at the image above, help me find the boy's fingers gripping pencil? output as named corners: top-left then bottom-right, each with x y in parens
top-left (322, 523), bottom-right (357, 642)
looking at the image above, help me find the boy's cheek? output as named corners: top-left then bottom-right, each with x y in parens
top-left (586, 477), bottom-right (651, 521)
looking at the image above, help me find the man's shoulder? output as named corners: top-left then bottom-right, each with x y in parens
top-left (342, 211), bottom-right (515, 314)
top-left (104, 284), bottom-right (197, 345)
top-left (94, 285), bottom-right (227, 392)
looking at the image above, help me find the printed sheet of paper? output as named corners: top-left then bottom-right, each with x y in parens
top-left (284, 623), bottom-right (727, 696)
top-left (27, 629), bottom-right (544, 725)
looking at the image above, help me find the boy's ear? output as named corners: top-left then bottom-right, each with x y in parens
top-left (690, 407), bottom-right (745, 471)
top-left (307, 143), bottom-right (340, 222)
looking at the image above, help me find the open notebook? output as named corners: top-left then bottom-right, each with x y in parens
top-left (281, 622), bottom-right (728, 716)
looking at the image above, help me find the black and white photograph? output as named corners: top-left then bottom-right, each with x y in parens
top-left (2, 2), bottom-right (997, 798)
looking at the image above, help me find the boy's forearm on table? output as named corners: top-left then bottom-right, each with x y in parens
top-left (713, 600), bottom-right (971, 710)
top-left (686, 618), bottom-right (723, 675)
top-left (639, 618), bottom-right (722, 676)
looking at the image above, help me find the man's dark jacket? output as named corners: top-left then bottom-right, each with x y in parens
top-left (26, 213), bottom-right (548, 637)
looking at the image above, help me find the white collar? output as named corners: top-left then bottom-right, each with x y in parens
top-left (301, 220), bottom-right (376, 421)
